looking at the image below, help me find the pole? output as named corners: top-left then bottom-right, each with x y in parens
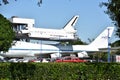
top-left (107, 28), bottom-right (111, 62)
top-left (59, 36), bottom-right (61, 58)
top-left (40, 40), bottom-right (42, 57)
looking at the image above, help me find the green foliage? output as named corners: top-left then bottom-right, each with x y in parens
top-left (0, 14), bottom-right (15, 52)
top-left (111, 40), bottom-right (120, 47)
top-left (101, 0), bottom-right (120, 37)
top-left (111, 40), bottom-right (120, 55)
top-left (69, 38), bottom-right (86, 45)
top-left (0, 0), bottom-right (42, 6)
top-left (0, 63), bottom-right (120, 80)
top-left (0, 63), bottom-right (10, 80)
top-left (0, 0), bottom-right (9, 5)
top-left (9, 63), bottom-right (36, 80)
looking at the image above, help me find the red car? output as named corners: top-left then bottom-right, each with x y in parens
top-left (55, 56), bottom-right (87, 63)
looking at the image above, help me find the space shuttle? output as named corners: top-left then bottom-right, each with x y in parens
top-left (0, 27), bottom-right (114, 58)
top-left (10, 15), bottom-right (79, 41)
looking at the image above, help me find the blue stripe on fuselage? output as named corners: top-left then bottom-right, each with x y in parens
top-left (9, 48), bottom-right (74, 52)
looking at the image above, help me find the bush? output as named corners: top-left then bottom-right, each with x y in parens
top-left (0, 62), bottom-right (120, 80)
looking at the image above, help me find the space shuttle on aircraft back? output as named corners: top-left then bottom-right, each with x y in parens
top-left (0, 27), bottom-right (114, 58)
top-left (10, 15), bottom-right (79, 41)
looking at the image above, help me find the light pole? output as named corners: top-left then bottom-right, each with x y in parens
top-left (59, 36), bottom-right (61, 58)
top-left (107, 28), bottom-right (111, 62)
top-left (40, 40), bottom-right (42, 58)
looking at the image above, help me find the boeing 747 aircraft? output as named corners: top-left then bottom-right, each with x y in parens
top-left (11, 15), bottom-right (79, 41)
top-left (0, 27), bottom-right (114, 58)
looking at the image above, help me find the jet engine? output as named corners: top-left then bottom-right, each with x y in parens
top-left (77, 51), bottom-right (89, 58)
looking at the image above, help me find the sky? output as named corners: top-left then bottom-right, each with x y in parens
top-left (0, 0), bottom-right (117, 43)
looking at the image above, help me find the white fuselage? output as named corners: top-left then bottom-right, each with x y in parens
top-left (0, 41), bottom-right (59, 57)
top-left (0, 41), bottom-right (98, 58)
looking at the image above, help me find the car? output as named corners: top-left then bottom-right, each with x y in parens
top-left (8, 58), bottom-right (19, 63)
top-left (55, 56), bottom-right (87, 63)
top-left (41, 58), bottom-right (49, 63)
top-left (29, 59), bottom-right (41, 63)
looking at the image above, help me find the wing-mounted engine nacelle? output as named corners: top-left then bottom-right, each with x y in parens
top-left (77, 51), bottom-right (89, 58)
top-left (50, 53), bottom-right (61, 59)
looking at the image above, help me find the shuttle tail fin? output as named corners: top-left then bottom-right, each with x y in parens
top-left (63, 15), bottom-right (79, 33)
top-left (89, 27), bottom-right (114, 49)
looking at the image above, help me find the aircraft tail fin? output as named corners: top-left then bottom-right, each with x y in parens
top-left (63, 15), bottom-right (79, 33)
top-left (89, 27), bottom-right (114, 49)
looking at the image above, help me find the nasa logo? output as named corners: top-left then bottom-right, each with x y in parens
top-left (101, 36), bottom-right (108, 39)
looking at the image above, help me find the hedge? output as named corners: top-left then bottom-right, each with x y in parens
top-left (0, 62), bottom-right (120, 80)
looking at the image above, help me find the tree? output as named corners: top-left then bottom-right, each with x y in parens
top-left (111, 40), bottom-right (120, 47)
top-left (87, 38), bottom-right (94, 44)
top-left (68, 38), bottom-right (86, 45)
top-left (0, 0), bottom-right (42, 7)
top-left (0, 14), bottom-right (15, 52)
top-left (111, 40), bottom-right (120, 55)
top-left (101, 0), bottom-right (120, 37)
